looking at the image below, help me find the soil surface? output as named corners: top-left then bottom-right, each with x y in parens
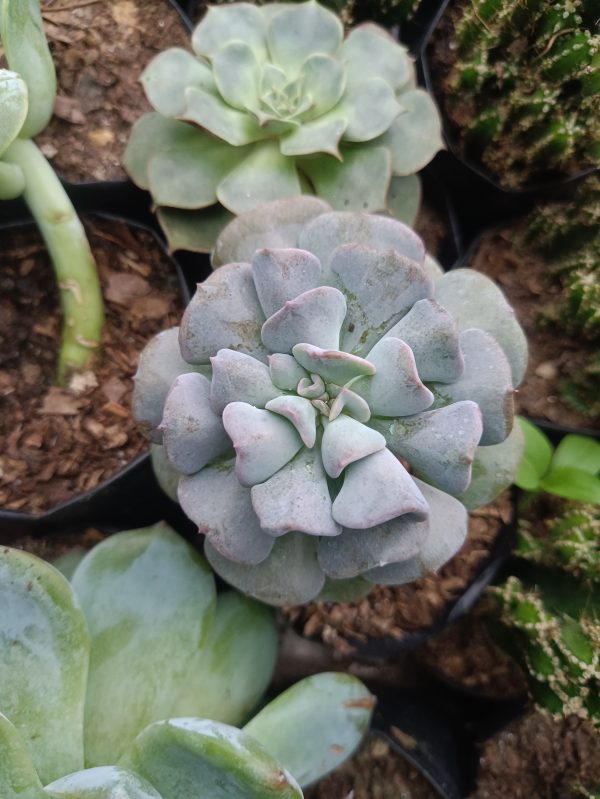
top-left (471, 712), bottom-right (600, 799)
top-left (33, 0), bottom-right (190, 182)
top-left (0, 217), bottom-right (184, 514)
top-left (284, 492), bottom-right (512, 655)
top-left (5, 527), bottom-right (106, 560)
top-left (466, 224), bottom-right (599, 429)
top-left (308, 734), bottom-right (439, 799)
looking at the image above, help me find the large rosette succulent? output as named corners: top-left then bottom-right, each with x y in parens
top-left (134, 198), bottom-right (527, 606)
top-left (123, 0), bottom-right (442, 252)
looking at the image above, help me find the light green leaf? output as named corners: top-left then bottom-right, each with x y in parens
top-left (343, 24), bottom-right (413, 92)
top-left (52, 547), bottom-right (87, 581)
top-left (150, 444), bottom-right (180, 502)
top-left (280, 115), bottom-right (347, 157)
top-left (45, 767), bottom-right (162, 799)
top-left (552, 435), bottom-right (600, 476)
top-left (141, 48), bottom-right (214, 118)
top-left (0, 69), bottom-right (27, 156)
top-left (157, 204), bottom-right (234, 253)
top-left (0, 713), bottom-right (46, 799)
top-left (71, 524), bottom-right (216, 766)
top-left (266, 2), bottom-right (343, 72)
top-left (212, 41), bottom-right (261, 114)
top-left (316, 576), bottom-right (372, 602)
top-left (339, 77), bottom-right (401, 142)
top-left (0, 160), bottom-right (25, 199)
top-left (459, 421), bottom-right (524, 509)
top-left (217, 140), bottom-right (302, 214)
top-left (170, 592), bottom-right (278, 725)
top-left (0, 548), bottom-right (89, 784)
top-left (375, 89), bottom-right (443, 175)
top-left (119, 719), bottom-right (302, 799)
top-left (181, 87), bottom-right (266, 147)
top-left (386, 174), bottom-right (421, 226)
top-left (192, 3), bottom-right (267, 60)
top-left (515, 418), bottom-right (553, 490)
top-left (300, 146), bottom-right (391, 212)
top-left (299, 54), bottom-right (345, 120)
top-left (244, 673), bottom-right (375, 788)
top-left (1, 0), bottom-right (56, 138)
top-left (539, 467), bottom-right (600, 504)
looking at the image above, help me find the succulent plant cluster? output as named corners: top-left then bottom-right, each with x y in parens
top-left (441, 0), bottom-right (600, 188)
top-left (133, 197), bottom-right (527, 606)
top-left (124, 0), bottom-right (442, 251)
top-left (0, 524), bottom-right (373, 796)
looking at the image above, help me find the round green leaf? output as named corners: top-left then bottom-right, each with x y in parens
top-left (157, 205), bottom-right (234, 253)
top-left (375, 89), bottom-right (443, 175)
top-left (266, 2), bottom-right (343, 72)
top-left (0, 160), bottom-right (25, 199)
top-left (552, 435), bottom-right (600, 476)
top-left (539, 467), bottom-right (600, 504)
top-left (459, 420), bottom-right (524, 509)
top-left (386, 174), bottom-right (421, 226)
top-left (0, 70), bottom-right (27, 156)
top-left (141, 48), bottom-right (214, 118)
top-left (515, 417), bottom-right (553, 490)
top-left (212, 41), bottom-right (260, 112)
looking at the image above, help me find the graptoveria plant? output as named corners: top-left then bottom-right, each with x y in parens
top-left (0, 524), bottom-right (374, 797)
top-left (133, 198), bottom-right (527, 606)
top-left (123, 0), bottom-right (443, 252)
top-left (0, 0), bottom-right (103, 383)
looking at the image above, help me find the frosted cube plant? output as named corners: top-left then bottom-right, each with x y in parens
top-left (134, 198), bottom-right (527, 606)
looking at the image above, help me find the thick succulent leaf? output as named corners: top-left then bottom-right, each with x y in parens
top-left (71, 525), bottom-right (216, 767)
top-left (280, 115), bottom-right (347, 157)
top-left (268, 353), bottom-right (308, 390)
top-left (251, 446), bottom-right (341, 536)
top-left (205, 532), bottom-right (326, 606)
top-left (0, 549), bottom-right (88, 784)
top-left (0, 70), bottom-right (27, 157)
top-left (251, 247), bottom-right (322, 318)
top-left (261, 286), bottom-right (347, 353)
top-left (266, 2), bottom-right (343, 72)
top-left (430, 328), bottom-right (514, 446)
top-left (162, 372), bottom-right (231, 474)
top-left (300, 54), bottom-right (346, 120)
top-left (332, 447), bottom-right (428, 528)
top-left (459, 421), bottom-right (524, 510)
top-left (338, 78), bottom-right (401, 142)
top-left (343, 24), bottom-right (413, 92)
top-left (354, 337), bottom-right (433, 416)
top-left (169, 592), bottom-right (277, 726)
top-left (329, 383), bottom-right (371, 422)
top-left (179, 458), bottom-right (275, 565)
top-left (192, 3), bottom-right (267, 60)
top-left (150, 444), bottom-right (179, 503)
top-left (180, 262), bottom-right (267, 363)
top-left (0, 160), bottom-right (26, 200)
top-left (0, 713), bottom-right (46, 799)
top-left (210, 349), bottom-right (281, 414)
top-left (370, 401), bottom-right (483, 496)
top-left (363, 556), bottom-right (422, 585)
top-left (318, 509), bottom-right (426, 579)
top-left (434, 269), bottom-right (528, 386)
top-left (327, 243), bottom-right (432, 355)
top-left (244, 673), bottom-right (374, 788)
top-left (52, 548), bottom-right (87, 582)
top-left (298, 209), bottom-right (424, 272)
top-left (300, 146), bottom-right (391, 213)
top-left (316, 576), bottom-right (372, 602)
top-left (141, 48), bottom-right (214, 118)
top-left (217, 140), bottom-right (302, 214)
top-left (1, 0), bottom-right (56, 138)
top-left (375, 89), bottom-right (443, 175)
top-left (385, 298), bottom-right (464, 383)
top-left (386, 174), bottom-right (421, 226)
top-left (223, 403), bottom-right (303, 486)
top-left (265, 395), bottom-right (317, 447)
top-left (182, 87), bottom-right (266, 147)
top-left (212, 41), bottom-right (260, 112)
top-left (212, 196), bottom-right (331, 267)
top-left (423, 254), bottom-right (444, 281)
top-left (157, 205), bottom-right (234, 254)
top-left (119, 719), bottom-right (302, 799)
top-left (321, 415), bottom-right (386, 478)
top-left (293, 343), bottom-right (375, 384)
top-left (45, 767), bottom-right (162, 799)
top-left (133, 327), bottom-right (200, 443)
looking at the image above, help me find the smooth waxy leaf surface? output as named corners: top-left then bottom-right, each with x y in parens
top-left (0, 69), bottom-right (27, 156)
top-left (45, 766), bottom-right (162, 799)
top-left (0, 713), bottom-right (46, 799)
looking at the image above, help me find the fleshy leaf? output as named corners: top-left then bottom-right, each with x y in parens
top-left (180, 263), bottom-right (267, 363)
top-left (150, 444), bottom-right (179, 503)
top-left (210, 349), bottom-right (281, 414)
top-left (141, 48), bottom-right (214, 118)
top-left (162, 372), bottom-right (231, 474)
top-left (363, 556), bottom-right (422, 585)
top-left (179, 458), bottom-right (275, 565)
top-left (251, 247), bottom-right (322, 318)
top-left (316, 576), bottom-right (372, 602)
top-left (0, 713), bottom-right (46, 799)
top-left (292, 343), bottom-right (375, 384)
top-left (459, 421), bottom-right (524, 510)
top-left (386, 174), bottom-right (421, 226)
top-left (0, 70), bottom-right (27, 157)
top-left (205, 533), bottom-right (326, 606)
top-left (45, 767), bottom-right (162, 799)
top-left (353, 337), bottom-right (433, 416)
top-left (321, 415), bottom-right (386, 478)
top-left (268, 353), bottom-right (308, 390)
top-left (332, 448), bottom-right (428, 528)
top-left (119, 719), bottom-right (302, 799)
top-left (71, 525), bottom-right (216, 767)
top-left (0, 548), bottom-right (89, 784)
top-left (299, 54), bottom-right (346, 120)
top-left (337, 78), bottom-right (401, 142)
top-left (265, 395), bottom-right (317, 448)
top-left (375, 89), bottom-right (443, 175)
top-left (370, 401), bottom-right (483, 496)
top-left (266, 2), bottom-right (343, 72)
top-left (244, 673), bottom-right (375, 788)
top-left (280, 115), bottom-right (347, 157)
top-left (261, 286), bottom-right (347, 353)
top-left (343, 24), bottom-right (413, 91)
top-left (192, 3), bottom-right (267, 60)
top-left (329, 383), bottom-right (372, 422)
top-left (212, 41), bottom-right (260, 112)
top-left (181, 87), bottom-right (266, 147)
top-left (157, 205), bottom-right (234, 254)
top-left (251, 446), bottom-right (341, 536)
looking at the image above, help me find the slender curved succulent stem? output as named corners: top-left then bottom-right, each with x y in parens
top-left (2, 138), bottom-right (104, 384)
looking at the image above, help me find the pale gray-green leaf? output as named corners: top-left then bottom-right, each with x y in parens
top-left (150, 444), bottom-right (179, 503)
top-left (210, 349), bottom-right (281, 413)
top-left (212, 41), bottom-right (260, 111)
top-left (386, 174), bottom-right (421, 226)
top-left (343, 24), bottom-right (412, 91)
top-left (181, 87), bottom-right (266, 147)
top-left (0, 713), bottom-right (46, 799)
top-left (339, 78), bottom-right (401, 142)
top-left (321, 415), bottom-right (386, 478)
top-left (261, 286), bottom-right (347, 353)
top-left (265, 395), bottom-right (317, 448)
top-left (459, 421), bottom-right (524, 510)
top-left (45, 766), bottom-right (162, 799)
top-left (141, 48), bottom-right (214, 118)
top-left (0, 70), bottom-right (27, 156)
top-left (251, 247), bottom-right (322, 318)
top-left (266, 2), bottom-right (343, 72)
top-left (157, 205), bottom-right (234, 254)
top-left (299, 54), bottom-right (345, 120)
top-left (375, 89), bottom-right (443, 175)
top-left (0, 160), bottom-right (25, 199)
top-left (192, 3), bottom-right (267, 60)
top-left (280, 115), bottom-right (347, 157)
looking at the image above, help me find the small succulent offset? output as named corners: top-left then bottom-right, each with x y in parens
top-left (134, 198), bottom-right (527, 606)
top-left (124, 0), bottom-right (443, 252)
top-left (0, 524), bottom-right (373, 797)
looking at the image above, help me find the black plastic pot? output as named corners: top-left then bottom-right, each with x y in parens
top-left (0, 198), bottom-right (192, 542)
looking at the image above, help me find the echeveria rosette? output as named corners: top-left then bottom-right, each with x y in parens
top-left (133, 198), bottom-right (527, 606)
top-left (123, 0), bottom-right (443, 252)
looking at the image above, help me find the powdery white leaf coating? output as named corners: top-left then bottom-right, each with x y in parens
top-left (321, 415), bottom-right (386, 478)
top-left (265, 395), bottom-right (318, 447)
top-left (261, 286), bottom-right (347, 353)
top-left (251, 248), bottom-right (321, 318)
top-left (210, 349), bottom-right (282, 414)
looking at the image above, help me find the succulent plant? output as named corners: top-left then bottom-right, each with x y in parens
top-left (0, 1), bottom-right (104, 383)
top-left (440, 0), bottom-right (600, 188)
top-left (123, 0), bottom-right (443, 252)
top-left (0, 523), bottom-right (374, 796)
top-left (133, 197), bottom-right (527, 606)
